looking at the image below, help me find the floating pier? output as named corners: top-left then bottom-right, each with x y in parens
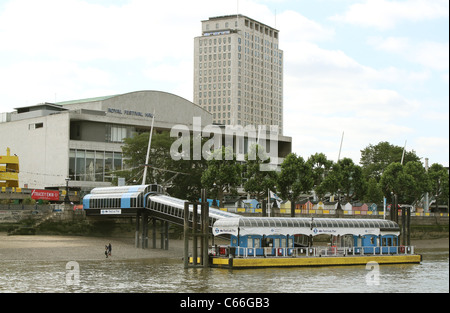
top-left (210, 254), bottom-right (422, 269)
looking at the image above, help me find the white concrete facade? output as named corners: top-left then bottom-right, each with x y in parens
top-left (0, 91), bottom-right (213, 191)
top-left (1, 89), bottom-right (291, 194)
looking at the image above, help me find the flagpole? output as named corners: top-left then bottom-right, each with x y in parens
top-left (401, 140), bottom-right (407, 165)
top-left (338, 131), bottom-right (344, 161)
top-left (142, 109), bottom-right (155, 185)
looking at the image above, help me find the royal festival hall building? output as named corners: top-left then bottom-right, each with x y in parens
top-left (0, 90), bottom-right (291, 195)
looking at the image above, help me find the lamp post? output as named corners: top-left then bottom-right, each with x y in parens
top-left (64, 177), bottom-right (70, 204)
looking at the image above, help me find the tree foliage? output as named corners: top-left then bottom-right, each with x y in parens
top-left (364, 177), bottom-right (384, 204)
top-left (360, 141), bottom-right (420, 181)
top-left (120, 134), bottom-right (447, 208)
top-left (201, 146), bottom-right (241, 207)
top-left (307, 153), bottom-right (333, 200)
top-left (277, 153), bottom-right (314, 216)
top-left (319, 158), bottom-right (366, 203)
top-left (242, 144), bottom-right (277, 202)
top-left (428, 163), bottom-right (449, 210)
top-left (121, 131), bottom-right (206, 201)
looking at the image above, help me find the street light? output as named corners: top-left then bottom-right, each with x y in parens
top-left (64, 177), bottom-right (70, 203)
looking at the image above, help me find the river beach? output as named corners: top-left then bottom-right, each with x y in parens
top-left (0, 232), bottom-right (447, 262)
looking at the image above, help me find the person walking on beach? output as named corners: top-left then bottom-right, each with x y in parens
top-left (105, 245), bottom-right (109, 258)
top-left (108, 243), bottom-right (112, 257)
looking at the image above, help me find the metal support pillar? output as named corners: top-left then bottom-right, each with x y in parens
top-left (192, 203), bottom-right (198, 265)
top-left (135, 211), bottom-right (141, 248)
top-left (165, 221), bottom-right (169, 250)
top-left (141, 212), bottom-right (148, 249)
top-left (394, 195), bottom-right (399, 223)
top-left (406, 206), bottom-right (411, 246)
top-left (160, 221), bottom-right (169, 250)
top-left (201, 188), bottom-right (209, 268)
top-left (160, 220), bottom-right (164, 250)
top-left (152, 218), bottom-right (157, 249)
top-left (183, 189), bottom-right (210, 269)
top-left (183, 201), bottom-right (190, 269)
top-left (401, 206), bottom-right (406, 246)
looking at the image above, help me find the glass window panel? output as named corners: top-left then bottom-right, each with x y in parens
top-left (104, 152), bottom-right (113, 182)
top-left (75, 150), bottom-right (85, 181)
top-left (69, 150), bottom-right (76, 180)
top-left (85, 151), bottom-right (95, 181)
top-left (95, 151), bottom-right (104, 182)
top-left (113, 152), bottom-right (122, 171)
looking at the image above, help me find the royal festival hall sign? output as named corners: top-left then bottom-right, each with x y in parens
top-left (107, 108), bottom-right (153, 118)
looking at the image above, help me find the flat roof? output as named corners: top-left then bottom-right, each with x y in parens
top-left (213, 216), bottom-right (400, 237)
top-left (14, 102), bottom-right (67, 113)
top-left (56, 95), bottom-right (118, 106)
top-left (204, 14), bottom-right (279, 32)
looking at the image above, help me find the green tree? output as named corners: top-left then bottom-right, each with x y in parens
top-left (121, 131), bottom-right (174, 185)
top-left (403, 161), bottom-right (430, 205)
top-left (121, 131), bottom-right (206, 200)
top-left (201, 146), bottom-right (241, 207)
top-left (328, 158), bottom-right (366, 202)
top-left (428, 163), bottom-right (449, 212)
top-left (170, 152), bottom-right (207, 201)
top-left (321, 161), bottom-right (342, 199)
top-left (243, 144), bottom-right (277, 202)
top-left (342, 158), bottom-right (366, 202)
top-left (379, 162), bottom-right (415, 204)
top-left (364, 177), bottom-right (384, 204)
top-left (277, 153), bottom-right (314, 217)
top-left (307, 153), bottom-right (333, 201)
top-left (360, 141), bottom-right (420, 181)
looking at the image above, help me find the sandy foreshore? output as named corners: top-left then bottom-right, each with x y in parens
top-left (0, 232), bottom-right (447, 262)
top-left (0, 233), bottom-right (186, 262)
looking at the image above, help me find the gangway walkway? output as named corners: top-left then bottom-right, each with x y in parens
top-left (146, 193), bottom-right (238, 227)
top-left (83, 184), bottom-right (238, 249)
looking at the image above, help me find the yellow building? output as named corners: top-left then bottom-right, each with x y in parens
top-left (0, 147), bottom-right (19, 188)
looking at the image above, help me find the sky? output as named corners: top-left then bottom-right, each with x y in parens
top-left (0, 0), bottom-right (448, 167)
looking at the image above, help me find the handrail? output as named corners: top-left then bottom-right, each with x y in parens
top-left (213, 245), bottom-right (416, 258)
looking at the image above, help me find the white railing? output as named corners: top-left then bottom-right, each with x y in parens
top-left (214, 245), bottom-right (416, 258)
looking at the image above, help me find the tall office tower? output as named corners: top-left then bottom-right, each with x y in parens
top-left (194, 15), bottom-right (283, 134)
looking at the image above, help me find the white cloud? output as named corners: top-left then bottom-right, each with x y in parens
top-left (277, 10), bottom-right (334, 42)
top-left (414, 137), bottom-right (449, 165)
top-left (0, 0), bottom-right (200, 62)
top-left (368, 37), bottom-right (449, 72)
top-left (0, 59), bottom-right (114, 107)
top-left (284, 110), bottom-right (416, 163)
top-left (331, 0), bottom-right (449, 30)
top-left (0, 0), bottom-right (447, 167)
top-left (281, 32), bottom-right (427, 163)
top-left (412, 41), bottom-right (449, 71)
top-left (367, 36), bottom-right (410, 53)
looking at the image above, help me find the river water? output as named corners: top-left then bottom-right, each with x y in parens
top-left (0, 250), bottom-right (447, 293)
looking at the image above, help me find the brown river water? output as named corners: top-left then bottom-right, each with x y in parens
top-left (0, 248), bottom-right (447, 293)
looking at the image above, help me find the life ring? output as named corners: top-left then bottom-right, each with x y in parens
top-left (278, 248), bottom-right (283, 256)
top-left (399, 245), bottom-right (405, 253)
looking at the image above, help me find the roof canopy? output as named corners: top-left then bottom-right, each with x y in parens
top-left (213, 217), bottom-right (400, 237)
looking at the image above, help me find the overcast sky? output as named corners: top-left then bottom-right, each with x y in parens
top-left (0, 0), bottom-right (448, 166)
